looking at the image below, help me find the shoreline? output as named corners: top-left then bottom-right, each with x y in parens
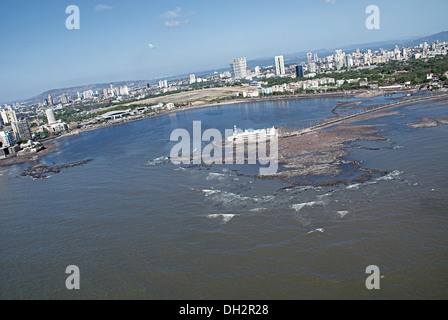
top-left (0, 88), bottom-right (441, 168)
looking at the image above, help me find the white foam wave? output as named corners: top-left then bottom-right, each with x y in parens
top-left (146, 156), bottom-right (169, 166)
top-left (376, 170), bottom-right (403, 181)
top-left (307, 228), bottom-right (325, 235)
top-left (250, 208), bottom-right (267, 212)
top-left (292, 201), bottom-right (325, 212)
top-left (207, 214), bottom-right (237, 224)
top-left (202, 189), bottom-right (222, 196)
top-left (337, 211), bottom-right (349, 218)
top-left (346, 183), bottom-right (361, 190)
top-left (206, 172), bottom-right (226, 180)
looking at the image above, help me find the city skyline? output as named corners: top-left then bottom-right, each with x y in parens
top-left (1, 0), bottom-right (448, 102)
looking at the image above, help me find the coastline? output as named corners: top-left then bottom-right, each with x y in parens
top-left (0, 88), bottom-right (442, 168)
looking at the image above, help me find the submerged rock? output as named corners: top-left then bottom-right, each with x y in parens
top-left (22, 159), bottom-right (92, 179)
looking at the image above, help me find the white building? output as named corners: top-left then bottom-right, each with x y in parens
top-left (83, 90), bottom-right (94, 100)
top-left (0, 108), bottom-right (17, 125)
top-left (189, 74), bottom-right (196, 84)
top-left (46, 109), bottom-right (57, 124)
top-left (0, 109), bottom-right (9, 124)
top-left (120, 86), bottom-right (129, 96)
top-left (233, 57), bottom-right (247, 80)
top-left (275, 55), bottom-right (286, 76)
top-left (159, 80), bottom-right (168, 89)
top-left (227, 125), bottom-right (277, 144)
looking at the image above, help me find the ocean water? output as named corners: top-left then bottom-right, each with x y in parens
top-left (0, 95), bottom-right (447, 299)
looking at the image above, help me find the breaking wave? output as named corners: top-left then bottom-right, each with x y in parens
top-left (292, 200), bottom-right (325, 213)
top-left (146, 156), bottom-right (170, 166)
top-left (307, 228), bottom-right (325, 235)
top-left (376, 170), bottom-right (403, 181)
top-left (207, 214), bottom-right (237, 224)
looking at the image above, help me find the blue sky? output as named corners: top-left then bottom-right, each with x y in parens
top-left (0, 0), bottom-right (447, 103)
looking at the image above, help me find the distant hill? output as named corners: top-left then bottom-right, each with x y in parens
top-left (16, 30), bottom-right (448, 105)
top-left (408, 31), bottom-right (448, 46)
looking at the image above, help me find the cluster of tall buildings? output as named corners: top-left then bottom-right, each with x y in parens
top-left (0, 106), bottom-right (33, 158)
top-left (232, 55), bottom-right (287, 80)
top-left (0, 107), bottom-right (31, 141)
top-left (231, 40), bottom-right (448, 83)
top-left (305, 41), bottom-right (448, 73)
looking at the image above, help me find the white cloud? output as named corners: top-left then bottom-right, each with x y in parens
top-left (161, 7), bottom-right (181, 19)
top-left (94, 4), bottom-right (113, 11)
top-left (148, 43), bottom-right (156, 49)
top-left (164, 20), bottom-right (181, 28)
top-left (325, 0), bottom-right (336, 3)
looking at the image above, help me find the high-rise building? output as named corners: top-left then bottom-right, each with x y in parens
top-left (47, 94), bottom-right (54, 106)
top-left (46, 109), bottom-right (57, 124)
top-left (307, 52), bottom-right (313, 65)
top-left (0, 108), bottom-right (17, 125)
top-left (61, 93), bottom-right (70, 104)
top-left (120, 86), bottom-right (129, 96)
top-left (159, 80), bottom-right (168, 89)
top-left (0, 109), bottom-right (9, 124)
top-left (275, 55), bottom-right (286, 76)
top-left (83, 90), bottom-right (93, 100)
top-left (232, 57), bottom-right (247, 80)
top-left (0, 131), bottom-right (15, 147)
top-left (296, 65), bottom-right (304, 78)
top-left (189, 74), bottom-right (196, 84)
top-left (11, 120), bottom-right (32, 141)
top-left (402, 48), bottom-right (408, 59)
top-left (254, 66), bottom-right (261, 76)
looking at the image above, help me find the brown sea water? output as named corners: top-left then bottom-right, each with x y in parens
top-left (1, 93), bottom-right (447, 299)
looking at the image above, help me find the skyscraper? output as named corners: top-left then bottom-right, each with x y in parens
top-left (46, 109), bottom-right (57, 124)
top-left (296, 65), bottom-right (304, 78)
top-left (0, 108), bottom-right (17, 125)
top-left (47, 94), bottom-right (54, 106)
top-left (159, 80), bottom-right (168, 89)
top-left (11, 120), bottom-right (32, 141)
top-left (275, 55), bottom-right (286, 76)
top-left (0, 109), bottom-right (9, 124)
top-left (190, 74), bottom-right (196, 84)
top-left (0, 131), bottom-right (15, 147)
top-left (61, 93), bottom-right (70, 104)
top-left (232, 57), bottom-right (247, 80)
top-left (307, 52), bottom-right (313, 65)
